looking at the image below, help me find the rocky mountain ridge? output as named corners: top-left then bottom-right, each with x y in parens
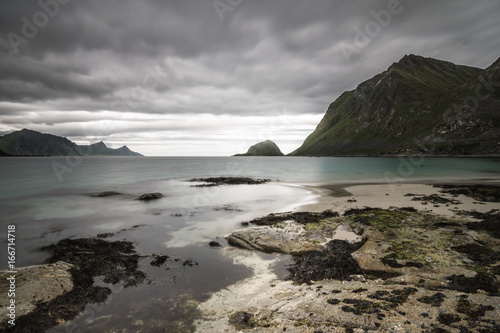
top-left (0, 129), bottom-right (143, 156)
top-left (291, 54), bottom-right (500, 156)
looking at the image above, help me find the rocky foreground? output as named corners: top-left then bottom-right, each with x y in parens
top-left (200, 185), bottom-right (500, 332)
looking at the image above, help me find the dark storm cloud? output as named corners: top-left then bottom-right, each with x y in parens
top-left (0, 0), bottom-right (499, 155)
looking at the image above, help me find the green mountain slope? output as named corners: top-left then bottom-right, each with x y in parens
top-left (0, 129), bottom-right (143, 156)
top-left (291, 55), bottom-right (500, 156)
top-left (234, 140), bottom-right (284, 156)
top-left (0, 149), bottom-right (11, 156)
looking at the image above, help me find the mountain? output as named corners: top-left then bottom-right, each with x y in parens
top-left (234, 140), bottom-right (284, 156)
top-left (0, 149), bottom-right (11, 156)
top-left (0, 129), bottom-right (143, 156)
top-left (291, 55), bottom-right (500, 156)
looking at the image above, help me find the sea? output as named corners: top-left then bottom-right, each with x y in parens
top-left (1, 156), bottom-right (499, 332)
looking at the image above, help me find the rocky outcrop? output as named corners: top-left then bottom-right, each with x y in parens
top-left (136, 192), bottom-right (164, 201)
top-left (291, 54), bottom-right (500, 156)
top-left (188, 177), bottom-right (270, 187)
top-left (234, 140), bottom-right (284, 156)
top-left (0, 262), bottom-right (74, 330)
top-left (227, 224), bottom-right (324, 254)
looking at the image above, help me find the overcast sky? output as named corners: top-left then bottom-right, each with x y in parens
top-left (0, 0), bottom-right (499, 156)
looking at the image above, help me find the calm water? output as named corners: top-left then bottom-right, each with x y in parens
top-left (0, 156), bottom-right (499, 332)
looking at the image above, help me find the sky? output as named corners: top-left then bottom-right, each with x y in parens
top-left (0, 0), bottom-right (499, 156)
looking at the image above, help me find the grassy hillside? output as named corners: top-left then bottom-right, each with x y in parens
top-left (291, 55), bottom-right (499, 156)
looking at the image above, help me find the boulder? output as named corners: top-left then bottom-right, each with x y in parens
top-left (136, 192), bottom-right (164, 201)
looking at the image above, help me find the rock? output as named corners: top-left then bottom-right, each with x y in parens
top-left (208, 241), bottom-right (222, 247)
top-left (188, 177), bottom-right (270, 187)
top-left (288, 240), bottom-right (364, 284)
top-left (182, 259), bottom-right (198, 267)
top-left (0, 262), bottom-right (74, 330)
top-left (136, 192), bottom-right (164, 201)
top-left (226, 225), bottom-right (322, 254)
top-left (90, 191), bottom-right (122, 197)
top-left (233, 140), bottom-right (285, 156)
top-left (150, 254), bottom-right (169, 267)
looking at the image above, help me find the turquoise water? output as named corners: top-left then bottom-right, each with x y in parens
top-left (0, 156), bottom-right (499, 331)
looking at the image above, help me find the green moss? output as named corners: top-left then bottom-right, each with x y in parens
top-left (294, 318), bottom-right (320, 328)
top-left (351, 209), bottom-right (409, 231)
top-left (1, 272), bottom-right (21, 279)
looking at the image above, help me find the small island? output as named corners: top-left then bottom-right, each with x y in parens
top-left (234, 140), bottom-right (284, 156)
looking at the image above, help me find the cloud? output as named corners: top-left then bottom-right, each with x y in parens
top-left (0, 0), bottom-right (499, 155)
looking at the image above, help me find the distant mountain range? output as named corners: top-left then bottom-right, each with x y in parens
top-left (234, 140), bottom-right (284, 156)
top-left (0, 129), bottom-right (143, 156)
top-left (292, 54), bottom-right (500, 156)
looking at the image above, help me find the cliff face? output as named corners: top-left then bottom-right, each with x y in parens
top-left (291, 55), bottom-right (500, 156)
top-left (0, 129), bottom-right (143, 156)
top-left (235, 140), bottom-right (284, 156)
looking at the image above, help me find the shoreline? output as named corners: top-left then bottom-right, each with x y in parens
top-left (196, 179), bottom-right (500, 332)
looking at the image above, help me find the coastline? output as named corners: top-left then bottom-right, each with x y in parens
top-left (196, 179), bottom-right (500, 332)
top-left (1, 177), bottom-right (499, 332)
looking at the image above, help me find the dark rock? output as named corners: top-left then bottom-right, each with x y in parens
top-left (209, 241), bottom-right (222, 247)
top-left (136, 192), bottom-right (164, 201)
top-left (410, 194), bottom-right (461, 205)
top-left (150, 254), bottom-right (170, 267)
top-left (447, 273), bottom-right (499, 294)
top-left (327, 298), bottom-right (341, 305)
top-left (460, 209), bottom-right (500, 239)
top-left (437, 313), bottom-right (461, 325)
top-left (91, 191), bottom-right (122, 197)
top-left (228, 311), bottom-right (255, 330)
top-left (287, 240), bottom-right (363, 284)
top-left (183, 259), bottom-right (198, 267)
top-left (352, 288), bottom-right (368, 293)
top-left (341, 299), bottom-right (381, 315)
top-left (189, 177), bottom-right (271, 187)
top-left (6, 238), bottom-right (145, 332)
top-left (435, 184), bottom-right (500, 202)
top-left (97, 232), bottom-right (115, 238)
top-left (456, 297), bottom-right (495, 319)
top-left (417, 293), bottom-right (447, 307)
top-left (248, 210), bottom-right (338, 226)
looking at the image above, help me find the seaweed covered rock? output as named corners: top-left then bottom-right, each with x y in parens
top-left (188, 177), bottom-right (270, 187)
top-left (1, 238), bottom-right (146, 332)
top-left (136, 192), bottom-right (164, 201)
top-left (287, 240), bottom-right (364, 284)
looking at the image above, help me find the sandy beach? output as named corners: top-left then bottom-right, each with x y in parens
top-left (196, 180), bottom-right (500, 332)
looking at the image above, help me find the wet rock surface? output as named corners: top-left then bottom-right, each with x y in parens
top-left (218, 205), bottom-right (500, 332)
top-left (246, 210), bottom-right (339, 226)
top-left (90, 191), bottom-right (123, 197)
top-left (1, 238), bottom-right (147, 332)
top-left (188, 176), bottom-right (271, 187)
top-left (135, 192), bottom-right (164, 200)
top-left (0, 262), bottom-right (74, 331)
top-left (288, 240), bottom-right (364, 284)
top-left (434, 184), bottom-right (500, 202)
